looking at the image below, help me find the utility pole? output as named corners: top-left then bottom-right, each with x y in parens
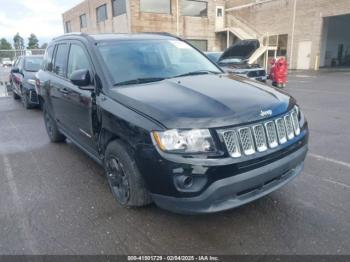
top-left (290, 0), bottom-right (297, 69)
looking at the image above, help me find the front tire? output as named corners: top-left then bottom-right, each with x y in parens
top-left (21, 90), bottom-right (32, 109)
top-left (43, 104), bottom-right (66, 143)
top-left (104, 140), bottom-right (152, 207)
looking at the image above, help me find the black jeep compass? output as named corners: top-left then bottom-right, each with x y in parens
top-left (37, 33), bottom-right (308, 214)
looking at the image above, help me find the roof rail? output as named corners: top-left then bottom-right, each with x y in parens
top-left (52, 32), bottom-right (89, 40)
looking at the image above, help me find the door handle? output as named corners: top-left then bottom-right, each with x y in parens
top-left (60, 88), bottom-right (69, 95)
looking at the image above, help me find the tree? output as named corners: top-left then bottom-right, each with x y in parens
top-left (40, 43), bottom-right (48, 49)
top-left (13, 33), bottom-right (24, 50)
top-left (0, 38), bottom-right (12, 50)
top-left (0, 38), bottom-right (13, 60)
top-left (27, 33), bottom-right (39, 49)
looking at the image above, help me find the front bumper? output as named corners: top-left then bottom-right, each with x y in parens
top-left (151, 144), bottom-right (307, 214)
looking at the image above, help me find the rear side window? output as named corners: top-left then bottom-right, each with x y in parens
top-left (67, 44), bottom-right (91, 78)
top-left (53, 44), bottom-right (69, 77)
top-left (43, 46), bottom-right (54, 71)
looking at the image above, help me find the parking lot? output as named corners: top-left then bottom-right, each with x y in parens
top-left (0, 68), bottom-right (349, 255)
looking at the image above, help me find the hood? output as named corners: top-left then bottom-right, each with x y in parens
top-left (109, 74), bottom-right (294, 129)
top-left (219, 39), bottom-right (260, 62)
top-left (220, 63), bottom-right (263, 74)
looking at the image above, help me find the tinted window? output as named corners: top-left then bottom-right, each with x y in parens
top-left (67, 44), bottom-right (91, 78)
top-left (80, 14), bottom-right (87, 28)
top-left (96, 4), bottom-right (108, 22)
top-left (97, 39), bottom-right (220, 85)
top-left (112, 0), bottom-right (127, 16)
top-left (24, 57), bottom-right (43, 72)
top-left (187, 39), bottom-right (208, 51)
top-left (181, 0), bottom-right (207, 17)
top-left (43, 46), bottom-right (54, 71)
top-left (18, 58), bottom-right (24, 70)
top-left (140, 0), bottom-right (171, 14)
top-left (53, 44), bottom-right (69, 77)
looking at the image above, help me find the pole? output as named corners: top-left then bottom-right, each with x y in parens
top-left (290, 0), bottom-right (297, 69)
top-left (176, 0), bottom-right (179, 36)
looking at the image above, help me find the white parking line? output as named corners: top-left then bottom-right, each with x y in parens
top-left (322, 178), bottom-right (350, 190)
top-left (309, 153), bottom-right (350, 169)
top-left (2, 155), bottom-right (38, 253)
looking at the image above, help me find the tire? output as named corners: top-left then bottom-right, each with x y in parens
top-left (12, 83), bottom-right (20, 100)
top-left (104, 140), bottom-right (152, 207)
top-left (21, 90), bottom-right (32, 109)
top-left (43, 104), bottom-right (66, 143)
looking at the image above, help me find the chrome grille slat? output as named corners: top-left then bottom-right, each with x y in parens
top-left (265, 121), bottom-right (278, 148)
top-left (252, 125), bottom-right (267, 152)
top-left (291, 110), bottom-right (300, 135)
top-left (222, 130), bottom-right (241, 158)
top-left (284, 114), bottom-right (295, 140)
top-left (275, 118), bottom-right (287, 144)
top-left (219, 108), bottom-right (301, 158)
top-left (238, 128), bottom-right (255, 155)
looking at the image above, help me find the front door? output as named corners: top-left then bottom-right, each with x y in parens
top-left (215, 6), bottom-right (224, 31)
top-left (63, 42), bottom-right (97, 154)
top-left (297, 41), bottom-right (312, 70)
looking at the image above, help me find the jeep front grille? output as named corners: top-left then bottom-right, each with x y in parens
top-left (219, 108), bottom-right (301, 158)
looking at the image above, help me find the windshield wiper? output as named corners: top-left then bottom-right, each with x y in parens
top-left (114, 77), bottom-right (166, 86)
top-left (171, 70), bottom-right (220, 79)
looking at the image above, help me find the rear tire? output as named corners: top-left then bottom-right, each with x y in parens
top-left (43, 104), bottom-right (66, 143)
top-left (104, 140), bottom-right (152, 207)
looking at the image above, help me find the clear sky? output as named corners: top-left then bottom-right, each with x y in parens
top-left (0, 0), bottom-right (83, 46)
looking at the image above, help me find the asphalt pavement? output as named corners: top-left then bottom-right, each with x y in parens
top-left (0, 68), bottom-right (349, 255)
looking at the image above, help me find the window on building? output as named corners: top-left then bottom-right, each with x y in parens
top-left (186, 39), bottom-right (208, 51)
top-left (65, 21), bottom-right (71, 33)
top-left (80, 14), bottom-right (87, 28)
top-left (217, 7), bottom-right (223, 17)
top-left (112, 0), bottom-right (127, 16)
top-left (53, 44), bottom-right (69, 77)
top-left (140, 0), bottom-right (171, 14)
top-left (181, 0), bottom-right (208, 17)
top-left (67, 44), bottom-right (91, 78)
top-left (96, 4), bottom-right (108, 22)
top-left (277, 34), bottom-right (288, 56)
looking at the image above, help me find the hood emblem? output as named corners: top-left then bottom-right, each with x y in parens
top-left (260, 109), bottom-right (273, 117)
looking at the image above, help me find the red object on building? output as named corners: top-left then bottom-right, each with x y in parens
top-left (269, 57), bottom-right (288, 88)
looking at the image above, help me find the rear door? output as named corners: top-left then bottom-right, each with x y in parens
top-left (49, 43), bottom-right (70, 128)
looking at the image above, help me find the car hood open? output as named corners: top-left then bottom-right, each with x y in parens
top-left (109, 74), bottom-right (295, 129)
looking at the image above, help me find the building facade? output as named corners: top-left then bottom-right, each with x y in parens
top-left (63, 0), bottom-right (350, 69)
top-left (62, 0), bottom-right (226, 51)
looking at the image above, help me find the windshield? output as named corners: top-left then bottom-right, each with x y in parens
top-left (97, 39), bottom-right (221, 85)
top-left (206, 52), bottom-right (222, 63)
top-left (24, 57), bottom-right (43, 72)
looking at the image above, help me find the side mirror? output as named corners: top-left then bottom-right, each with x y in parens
top-left (11, 67), bottom-right (20, 74)
top-left (70, 69), bottom-right (93, 90)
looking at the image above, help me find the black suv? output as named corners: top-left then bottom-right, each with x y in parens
top-left (10, 55), bottom-right (43, 108)
top-left (37, 33), bottom-right (308, 214)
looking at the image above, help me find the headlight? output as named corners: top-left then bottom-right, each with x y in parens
top-left (152, 129), bottom-right (216, 154)
top-left (27, 79), bottom-right (36, 86)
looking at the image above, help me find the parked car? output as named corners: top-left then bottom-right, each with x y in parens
top-left (218, 39), bottom-right (267, 82)
top-left (10, 55), bottom-right (43, 108)
top-left (1, 58), bottom-right (13, 67)
top-left (38, 33), bottom-right (308, 214)
top-left (205, 52), bottom-right (223, 63)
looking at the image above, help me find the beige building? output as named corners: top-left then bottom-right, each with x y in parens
top-left (62, 0), bottom-right (226, 52)
top-left (63, 0), bottom-right (350, 69)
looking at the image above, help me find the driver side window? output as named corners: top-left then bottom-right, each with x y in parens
top-left (67, 44), bottom-right (91, 79)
